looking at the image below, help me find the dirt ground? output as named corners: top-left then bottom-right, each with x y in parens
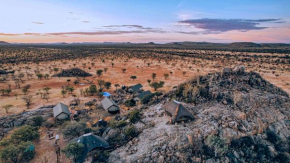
top-left (0, 54), bottom-right (289, 116)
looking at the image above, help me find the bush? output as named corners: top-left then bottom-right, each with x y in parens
top-left (124, 125), bottom-right (137, 139)
top-left (266, 130), bottom-right (281, 144)
top-left (0, 141), bottom-right (35, 163)
top-left (62, 142), bottom-right (84, 162)
top-left (124, 99), bottom-right (136, 107)
top-left (29, 116), bottom-right (44, 127)
top-left (128, 110), bottom-right (141, 123)
top-left (108, 119), bottom-right (127, 129)
top-left (62, 121), bottom-right (86, 138)
top-left (206, 135), bottom-right (228, 157)
top-left (11, 125), bottom-right (39, 143)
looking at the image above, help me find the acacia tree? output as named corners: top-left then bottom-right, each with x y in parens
top-left (104, 68), bottom-right (108, 73)
top-left (164, 73), bottom-right (169, 80)
top-left (104, 82), bottom-right (111, 90)
top-left (152, 73), bottom-right (156, 81)
top-left (2, 104), bottom-right (13, 113)
top-left (130, 76), bottom-right (137, 81)
top-left (96, 69), bottom-right (103, 77)
top-left (114, 84), bottom-right (120, 91)
top-left (22, 95), bottom-right (33, 109)
top-left (122, 69), bottom-right (126, 73)
top-left (150, 81), bottom-right (165, 91)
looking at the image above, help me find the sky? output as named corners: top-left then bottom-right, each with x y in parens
top-left (0, 0), bottom-right (290, 43)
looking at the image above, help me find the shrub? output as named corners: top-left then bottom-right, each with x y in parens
top-left (108, 119), bottom-right (127, 129)
top-left (0, 141), bottom-right (35, 163)
top-left (62, 121), bottom-right (86, 138)
top-left (206, 135), bottom-right (228, 157)
top-left (124, 125), bottom-right (137, 139)
top-left (141, 94), bottom-right (155, 104)
top-left (128, 110), bottom-right (141, 123)
top-left (266, 130), bottom-right (281, 144)
top-left (62, 142), bottom-right (84, 162)
top-left (124, 99), bottom-right (136, 107)
top-left (29, 116), bottom-right (44, 127)
top-left (11, 125), bottom-right (39, 143)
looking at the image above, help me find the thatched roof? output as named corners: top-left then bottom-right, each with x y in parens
top-left (71, 133), bottom-right (109, 163)
top-left (163, 100), bottom-right (194, 123)
top-left (53, 103), bottom-right (70, 118)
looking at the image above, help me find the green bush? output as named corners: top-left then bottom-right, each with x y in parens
top-left (128, 109), bottom-right (141, 123)
top-left (124, 125), bottom-right (137, 139)
top-left (0, 141), bottom-right (35, 163)
top-left (124, 99), bottom-right (136, 107)
top-left (206, 135), bottom-right (228, 157)
top-left (62, 142), bottom-right (84, 162)
top-left (108, 119), bottom-right (127, 129)
top-left (141, 94), bottom-right (155, 104)
top-left (11, 125), bottom-right (39, 143)
top-left (62, 121), bottom-right (86, 138)
top-left (29, 116), bottom-right (44, 127)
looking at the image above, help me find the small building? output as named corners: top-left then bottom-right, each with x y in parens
top-left (53, 103), bottom-right (71, 120)
top-left (71, 133), bottom-right (109, 163)
top-left (163, 100), bottom-right (195, 124)
top-left (134, 90), bottom-right (152, 103)
top-left (128, 83), bottom-right (143, 93)
top-left (101, 97), bottom-right (120, 113)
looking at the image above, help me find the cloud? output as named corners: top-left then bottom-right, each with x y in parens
top-left (178, 18), bottom-right (282, 33)
top-left (31, 22), bottom-right (44, 25)
top-left (102, 25), bottom-right (155, 30)
top-left (0, 33), bottom-right (20, 36)
top-left (82, 21), bottom-right (90, 23)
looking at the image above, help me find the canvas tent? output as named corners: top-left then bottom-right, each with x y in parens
top-left (134, 90), bottom-right (152, 102)
top-left (53, 103), bottom-right (70, 120)
top-left (128, 83), bottom-right (143, 93)
top-left (71, 133), bottom-right (109, 163)
top-left (163, 100), bottom-right (195, 123)
top-left (101, 97), bottom-right (119, 113)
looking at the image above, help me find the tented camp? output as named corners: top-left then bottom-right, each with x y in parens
top-left (101, 97), bottom-right (119, 113)
top-left (128, 83), bottom-right (143, 93)
top-left (71, 133), bottom-right (109, 163)
top-left (53, 103), bottom-right (71, 120)
top-left (134, 90), bottom-right (152, 103)
top-left (163, 100), bottom-right (194, 123)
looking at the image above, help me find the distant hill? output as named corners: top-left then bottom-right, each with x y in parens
top-left (0, 41), bottom-right (10, 45)
top-left (229, 42), bottom-right (261, 47)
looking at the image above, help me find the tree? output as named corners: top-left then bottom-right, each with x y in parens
top-left (114, 84), bottom-right (120, 91)
top-left (104, 68), bottom-right (108, 73)
top-left (66, 86), bottom-right (74, 94)
top-left (22, 84), bottom-right (31, 95)
top-left (36, 73), bottom-right (43, 80)
top-left (147, 79), bottom-right (151, 84)
top-left (130, 76), bottom-right (137, 81)
top-left (150, 81), bottom-right (165, 91)
top-left (164, 73), bottom-right (169, 80)
top-left (111, 62), bottom-right (114, 67)
top-left (96, 69), bottom-right (103, 77)
top-left (122, 68), bottom-right (126, 73)
top-left (104, 82), bottom-right (111, 90)
top-left (97, 80), bottom-right (105, 89)
top-left (11, 125), bottom-right (39, 142)
top-left (53, 67), bottom-right (59, 74)
top-left (152, 73), bottom-right (156, 81)
top-left (22, 95), bottom-right (33, 109)
top-left (2, 104), bottom-right (13, 114)
top-left (62, 121), bottom-right (86, 138)
top-left (29, 116), bottom-right (44, 127)
top-left (73, 80), bottom-right (79, 85)
top-left (0, 141), bottom-right (35, 163)
top-left (62, 142), bottom-right (84, 162)
top-left (61, 89), bottom-right (67, 98)
top-left (88, 85), bottom-right (97, 95)
top-left (182, 71), bottom-right (186, 76)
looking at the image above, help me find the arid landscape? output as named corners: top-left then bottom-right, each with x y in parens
top-left (0, 43), bottom-right (290, 163)
top-left (1, 0), bottom-right (290, 163)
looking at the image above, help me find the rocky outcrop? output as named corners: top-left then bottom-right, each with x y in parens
top-left (53, 68), bottom-right (92, 77)
top-left (108, 66), bottom-right (290, 163)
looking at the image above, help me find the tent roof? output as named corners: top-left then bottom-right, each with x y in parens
top-left (53, 103), bottom-right (70, 117)
top-left (101, 97), bottom-right (118, 110)
top-left (129, 83), bottom-right (143, 92)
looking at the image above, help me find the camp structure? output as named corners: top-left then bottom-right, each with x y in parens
top-left (128, 83), bottom-right (143, 93)
top-left (70, 133), bottom-right (109, 163)
top-left (133, 90), bottom-right (152, 103)
top-left (163, 100), bottom-right (195, 124)
top-left (53, 103), bottom-right (71, 120)
top-left (101, 97), bottom-right (120, 113)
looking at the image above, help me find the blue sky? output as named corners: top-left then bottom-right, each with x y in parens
top-left (0, 0), bottom-right (289, 43)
